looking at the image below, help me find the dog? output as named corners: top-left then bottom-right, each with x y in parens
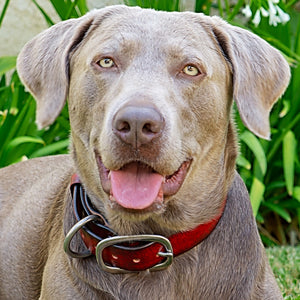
top-left (0, 5), bottom-right (290, 299)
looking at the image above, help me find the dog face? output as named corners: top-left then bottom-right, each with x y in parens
top-left (68, 9), bottom-right (233, 228)
top-left (17, 6), bottom-right (290, 233)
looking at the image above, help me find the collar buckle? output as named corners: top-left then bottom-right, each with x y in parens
top-left (95, 235), bottom-right (173, 273)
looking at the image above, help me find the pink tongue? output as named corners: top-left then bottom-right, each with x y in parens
top-left (110, 162), bottom-right (164, 210)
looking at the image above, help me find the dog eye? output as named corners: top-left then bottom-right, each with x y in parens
top-left (182, 65), bottom-right (200, 76)
top-left (98, 58), bottom-right (115, 68)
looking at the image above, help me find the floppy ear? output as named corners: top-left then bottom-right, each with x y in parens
top-left (208, 17), bottom-right (290, 139)
top-left (16, 13), bottom-right (100, 129)
top-left (16, 6), bottom-right (124, 129)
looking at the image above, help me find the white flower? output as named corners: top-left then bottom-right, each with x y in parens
top-left (242, 4), bottom-right (252, 18)
top-left (252, 9), bottom-right (261, 26)
top-left (260, 7), bottom-right (269, 17)
top-left (268, 0), bottom-right (279, 26)
top-left (276, 6), bottom-right (290, 24)
top-left (269, 13), bottom-right (281, 26)
top-left (268, 0), bottom-right (277, 15)
top-left (244, 0), bottom-right (290, 27)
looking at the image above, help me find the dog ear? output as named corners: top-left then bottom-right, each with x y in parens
top-left (209, 17), bottom-right (290, 139)
top-left (16, 14), bottom-right (99, 129)
top-left (16, 16), bottom-right (98, 129)
top-left (16, 6), bottom-right (124, 129)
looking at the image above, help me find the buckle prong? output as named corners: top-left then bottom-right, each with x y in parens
top-left (95, 234), bottom-right (173, 273)
top-left (158, 251), bottom-right (173, 258)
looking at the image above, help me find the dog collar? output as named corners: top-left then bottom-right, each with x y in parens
top-left (64, 174), bottom-right (226, 273)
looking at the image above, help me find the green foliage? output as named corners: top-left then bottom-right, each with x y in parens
top-left (124, 0), bottom-right (180, 11)
top-left (0, 0), bottom-right (10, 27)
top-left (0, 0), bottom-right (300, 246)
top-left (267, 246), bottom-right (300, 299)
top-left (32, 0), bottom-right (88, 25)
top-left (0, 56), bottom-right (16, 77)
top-left (0, 63), bottom-right (70, 167)
top-left (236, 5), bottom-right (300, 246)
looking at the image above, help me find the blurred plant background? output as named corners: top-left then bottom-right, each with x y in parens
top-left (0, 0), bottom-right (299, 298)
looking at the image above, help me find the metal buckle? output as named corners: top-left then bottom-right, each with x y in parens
top-left (64, 215), bottom-right (100, 258)
top-left (95, 235), bottom-right (173, 274)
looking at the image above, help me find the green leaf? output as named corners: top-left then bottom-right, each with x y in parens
top-left (250, 176), bottom-right (265, 217)
top-left (228, 0), bottom-right (244, 21)
top-left (76, 0), bottom-right (88, 15)
top-left (5, 136), bottom-right (44, 150)
top-left (236, 155), bottom-right (251, 170)
top-left (30, 139), bottom-right (69, 158)
top-left (240, 131), bottom-right (267, 175)
top-left (266, 181), bottom-right (286, 191)
top-left (0, 56), bottom-right (17, 77)
top-left (283, 130), bottom-right (296, 196)
top-left (31, 0), bottom-right (55, 26)
top-left (279, 100), bottom-right (290, 118)
top-left (124, 0), bottom-right (180, 11)
top-left (267, 114), bottom-right (300, 162)
top-left (0, 0), bottom-right (10, 27)
top-left (293, 186), bottom-right (300, 202)
top-left (194, 0), bottom-right (212, 13)
top-left (262, 202), bottom-right (292, 223)
top-left (0, 136), bottom-right (45, 166)
top-left (65, 0), bottom-right (79, 19)
top-left (48, 0), bottom-right (67, 20)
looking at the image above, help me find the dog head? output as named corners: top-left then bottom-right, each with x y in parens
top-left (17, 6), bottom-right (290, 233)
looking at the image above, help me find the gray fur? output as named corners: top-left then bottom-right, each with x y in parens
top-left (0, 5), bottom-right (290, 299)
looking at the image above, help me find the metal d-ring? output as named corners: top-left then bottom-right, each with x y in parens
top-left (64, 215), bottom-right (99, 258)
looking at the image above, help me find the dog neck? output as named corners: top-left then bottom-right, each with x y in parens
top-left (64, 174), bottom-right (227, 273)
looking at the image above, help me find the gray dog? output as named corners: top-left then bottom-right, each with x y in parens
top-left (0, 5), bottom-right (290, 300)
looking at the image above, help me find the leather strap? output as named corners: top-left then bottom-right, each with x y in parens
top-left (69, 174), bottom-right (226, 272)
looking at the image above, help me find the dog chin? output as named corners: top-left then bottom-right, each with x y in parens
top-left (95, 154), bottom-right (192, 215)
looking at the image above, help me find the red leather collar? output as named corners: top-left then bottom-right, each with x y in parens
top-left (64, 174), bottom-right (226, 273)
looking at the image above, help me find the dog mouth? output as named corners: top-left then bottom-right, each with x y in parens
top-left (96, 156), bottom-right (191, 210)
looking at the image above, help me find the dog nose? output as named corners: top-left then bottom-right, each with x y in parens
top-left (113, 105), bottom-right (165, 148)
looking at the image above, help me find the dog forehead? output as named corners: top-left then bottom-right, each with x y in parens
top-left (86, 8), bottom-right (217, 60)
top-left (94, 7), bottom-right (202, 33)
